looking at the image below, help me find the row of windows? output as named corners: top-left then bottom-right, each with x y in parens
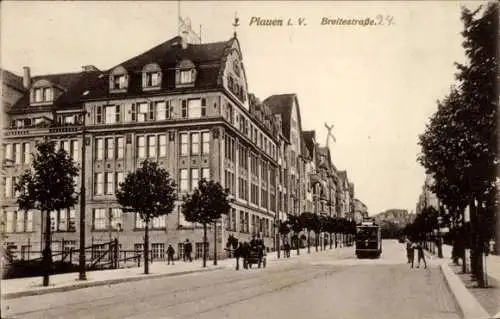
top-left (94, 172), bottom-right (124, 196)
top-left (91, 208), bottom-right (166, 230)
top-left (179, 168), bottom-right (210, 193)
top-left (3, 140), bottom-right (79, 165)
top-left (3, 143), bottom-right (30, 165)
top-left (110, 68), bottom-right (194, 92)
top-left (3, 211), bottom-right (34, 233)
top-left (95, 137), bottom-right (125, 160)
top-left (224, 103), bottom-right (277, 161)
top-left (94, 98), bottom-right (207, 125)
top-left (10, 117), bottom-right (48, 128)
top-left (226, 209), bottom-right (272, 237)
top-left (94, 131), bottom-right (211, 161)
top-left (137, 135), bottom-right (166, 159)
top-left (4, 176), bottom-right (20, 198)
top-left (180, 132), bottom-right (210, 157)
top-left (50, 209), bottom-right (77, 232)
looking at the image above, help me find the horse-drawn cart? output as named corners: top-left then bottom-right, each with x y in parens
top-left (244, 246), bottom-right (266, 269)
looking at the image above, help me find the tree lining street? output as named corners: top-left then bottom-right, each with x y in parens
top-left (3, 241), bottom-right (461, 319)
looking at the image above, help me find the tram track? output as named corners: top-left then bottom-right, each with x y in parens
top-left (7, 263), bottom-right (317, 318)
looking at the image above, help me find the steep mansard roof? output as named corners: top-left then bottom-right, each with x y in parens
top-left (10, 36), bottom-right (235, 111)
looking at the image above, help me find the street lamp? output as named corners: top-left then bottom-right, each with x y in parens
top-left (78, 110), bottom-right (88, 281)
top-left (115, 222), bottom-right (122, 269)
top-left (437, 215), bottom-right (443, 258)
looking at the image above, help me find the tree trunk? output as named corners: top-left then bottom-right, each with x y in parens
top-left (296, 232), bottom-right (300, 255)
top-left (213, 221), bottom-right (217, 266)
top-left (329, 233), bottom-right (333, 249)
top-left (307, 231), bottom-right (311, 254)
top-left (315, 233), bottom-right (319, 252)
top-left (473, 201), bottom-right (487, 287)
top-left (203, 223), bottom-right (207, 268)
top-left (144, 223), bottom-right (149, 274)
top-left (277, 231), bottom-right (281, 259)
top-left (42, 210), bottom-right (52, 287)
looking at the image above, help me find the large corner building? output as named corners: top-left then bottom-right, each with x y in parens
top-left (1, 30), bottom-right (359, 261)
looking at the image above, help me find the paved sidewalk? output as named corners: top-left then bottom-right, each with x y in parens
top-left (1, 246), bottom-right (349, 299)
top-left (426, 244), bottom-right (500, 319)
top-left (431, 244), bottom-right (500, 282)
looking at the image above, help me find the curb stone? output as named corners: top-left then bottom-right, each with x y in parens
top-left (439, 262), bottom-right (491, 319)
top-left (3, 266), bottom-right (225, 300)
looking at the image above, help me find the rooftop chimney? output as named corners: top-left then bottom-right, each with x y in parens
top-left (23, 66), bottom-right (31, 89)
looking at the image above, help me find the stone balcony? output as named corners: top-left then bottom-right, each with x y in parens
top-left (4, 124), bottom-right (83, 138)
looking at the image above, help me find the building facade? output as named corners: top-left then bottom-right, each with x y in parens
top-left (416, 174), bottom-right (440, 215)
top-left (2, 30), bottom-right (361, 261)
top-left (353, 198), bottom-right (368, 224)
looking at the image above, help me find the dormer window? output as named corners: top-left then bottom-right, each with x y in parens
top-left (180, 70), bottom-right (193, 84)
top-left (30, 79), bottom-right (57, 105)
top-left (113, 75), bottom-right (127, 89)
top-left (142, 63), bottom-right (162, 90)
top-left (175, 59), bottom-right (196, 88)
top-left (146, 72), bottom-right (160, 86)
top-left (109, 66), bottom-right (129, 93)
top-left (34, 88), bottom-right (53, 102)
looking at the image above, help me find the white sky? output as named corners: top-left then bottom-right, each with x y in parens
top-left (1, 1), bottom-right (483, 215)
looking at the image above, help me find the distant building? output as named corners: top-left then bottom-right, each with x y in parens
top-left (416, 175), bottom-right (439, 215)
top-left (374, 209), bottom-right (414, 227)
top-left (353, 198), bottom-right (368, 224)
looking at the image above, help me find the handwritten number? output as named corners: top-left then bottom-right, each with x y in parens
top-left (385, 15), bottom-right (394, 26)
top-left (376, 14), bottom-right (383, 25)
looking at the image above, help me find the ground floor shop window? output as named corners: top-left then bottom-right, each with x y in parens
top-left (195, 242), bottom-right (209, 259)
top-left (177, 243), bottom-right (184, 259)
top-left (151, 243), bottom-right (165, 259)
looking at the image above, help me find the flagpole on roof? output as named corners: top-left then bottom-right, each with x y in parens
top-left (178, 0), bottom-right (181, 36)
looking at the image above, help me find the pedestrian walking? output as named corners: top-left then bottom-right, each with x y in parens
top-left (416, 242), bottom-right (427, 269)
top-left (167, 244), bottom-right (175, 265)
top-left (410, 241), bottom-right (417, 268)
top-left (406, 239), bottom-right (414, 264)
top-left (283, 239), bottom-right (291, 258)
top-left (183, 239), bottom-right (192, 262)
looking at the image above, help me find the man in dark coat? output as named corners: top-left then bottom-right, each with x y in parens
top-left (183, 239), bottom-right (192, 262)
top-left (250, 234), bottom-right (258, 248)
top-left (166, 244), bottom-right (175, 265)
